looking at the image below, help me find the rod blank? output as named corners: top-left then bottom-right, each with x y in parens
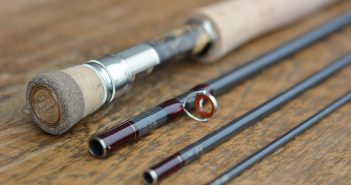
top-left (208, 91), bottom-right (351, 185)
top-left (209, 11), bottom-right (351, 95)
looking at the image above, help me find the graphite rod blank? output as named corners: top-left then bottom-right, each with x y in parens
top-left (208, 91), bottom-right (351, 185)
top-left (209, 11), bottom-right (351, 95)
top-left (143, 54), bottom-right (351, 184)
top-left (89, 11), bottom-right (351, 159)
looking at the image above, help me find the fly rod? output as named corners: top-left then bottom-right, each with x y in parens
top-left (208, 91), bottom-right (351, 185)
top-left (143, 54), bottom-right (351, 185)
top-left (88, 11), bottom-right (351, 159)
top-left (25, 0), bottom-right (336, 135)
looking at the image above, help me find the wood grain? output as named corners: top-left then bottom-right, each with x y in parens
top-left (0, 0), bottom-right (350, 185)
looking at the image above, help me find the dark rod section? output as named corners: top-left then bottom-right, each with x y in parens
top-left (208, 11), bottom-right (351, 95)
top-left (143, 54), bottom-right (351, 184)
top-left (208, 91), bottom-right (351, 185)
top-left (89, 11), bottom-right (351, 159)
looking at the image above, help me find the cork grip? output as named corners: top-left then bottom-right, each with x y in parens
top-left (193, 0), bottom-right (337, 62)
top-left (26, 65), bottom-right (105, 135)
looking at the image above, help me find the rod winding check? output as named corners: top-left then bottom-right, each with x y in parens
top-left (26, 0), bottom-right (336, 134)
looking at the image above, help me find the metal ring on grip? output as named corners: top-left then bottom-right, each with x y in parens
top-left (85, 60), bottom-right (116, 103)
top-left (182, 90), bottom-right (218, 122)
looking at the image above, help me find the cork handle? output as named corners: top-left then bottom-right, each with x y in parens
top-left (193, 0), bottom-right (337, 62)
top-left (27, 65), bottom-right (106, 135)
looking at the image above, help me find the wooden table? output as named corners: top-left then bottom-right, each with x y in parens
top-left (0, 0), bottom-right (350, 184)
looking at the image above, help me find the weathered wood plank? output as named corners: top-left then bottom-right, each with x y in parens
top-left (0, 0), bottom-right (350, 184)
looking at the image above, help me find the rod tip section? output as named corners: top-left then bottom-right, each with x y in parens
top-left (26, 65), bottom-right (106, 135)
top-left (89, 135), bottom-right (108, 158)
top-left (143, 170), bottom-right (158, 185)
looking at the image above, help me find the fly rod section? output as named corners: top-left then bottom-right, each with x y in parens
top-left (89, 11), bottom-right (351, 159)
top-left (143, 54), bottom-right (351, 184)
top-left (208, 91), bottom-right (351, 185)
